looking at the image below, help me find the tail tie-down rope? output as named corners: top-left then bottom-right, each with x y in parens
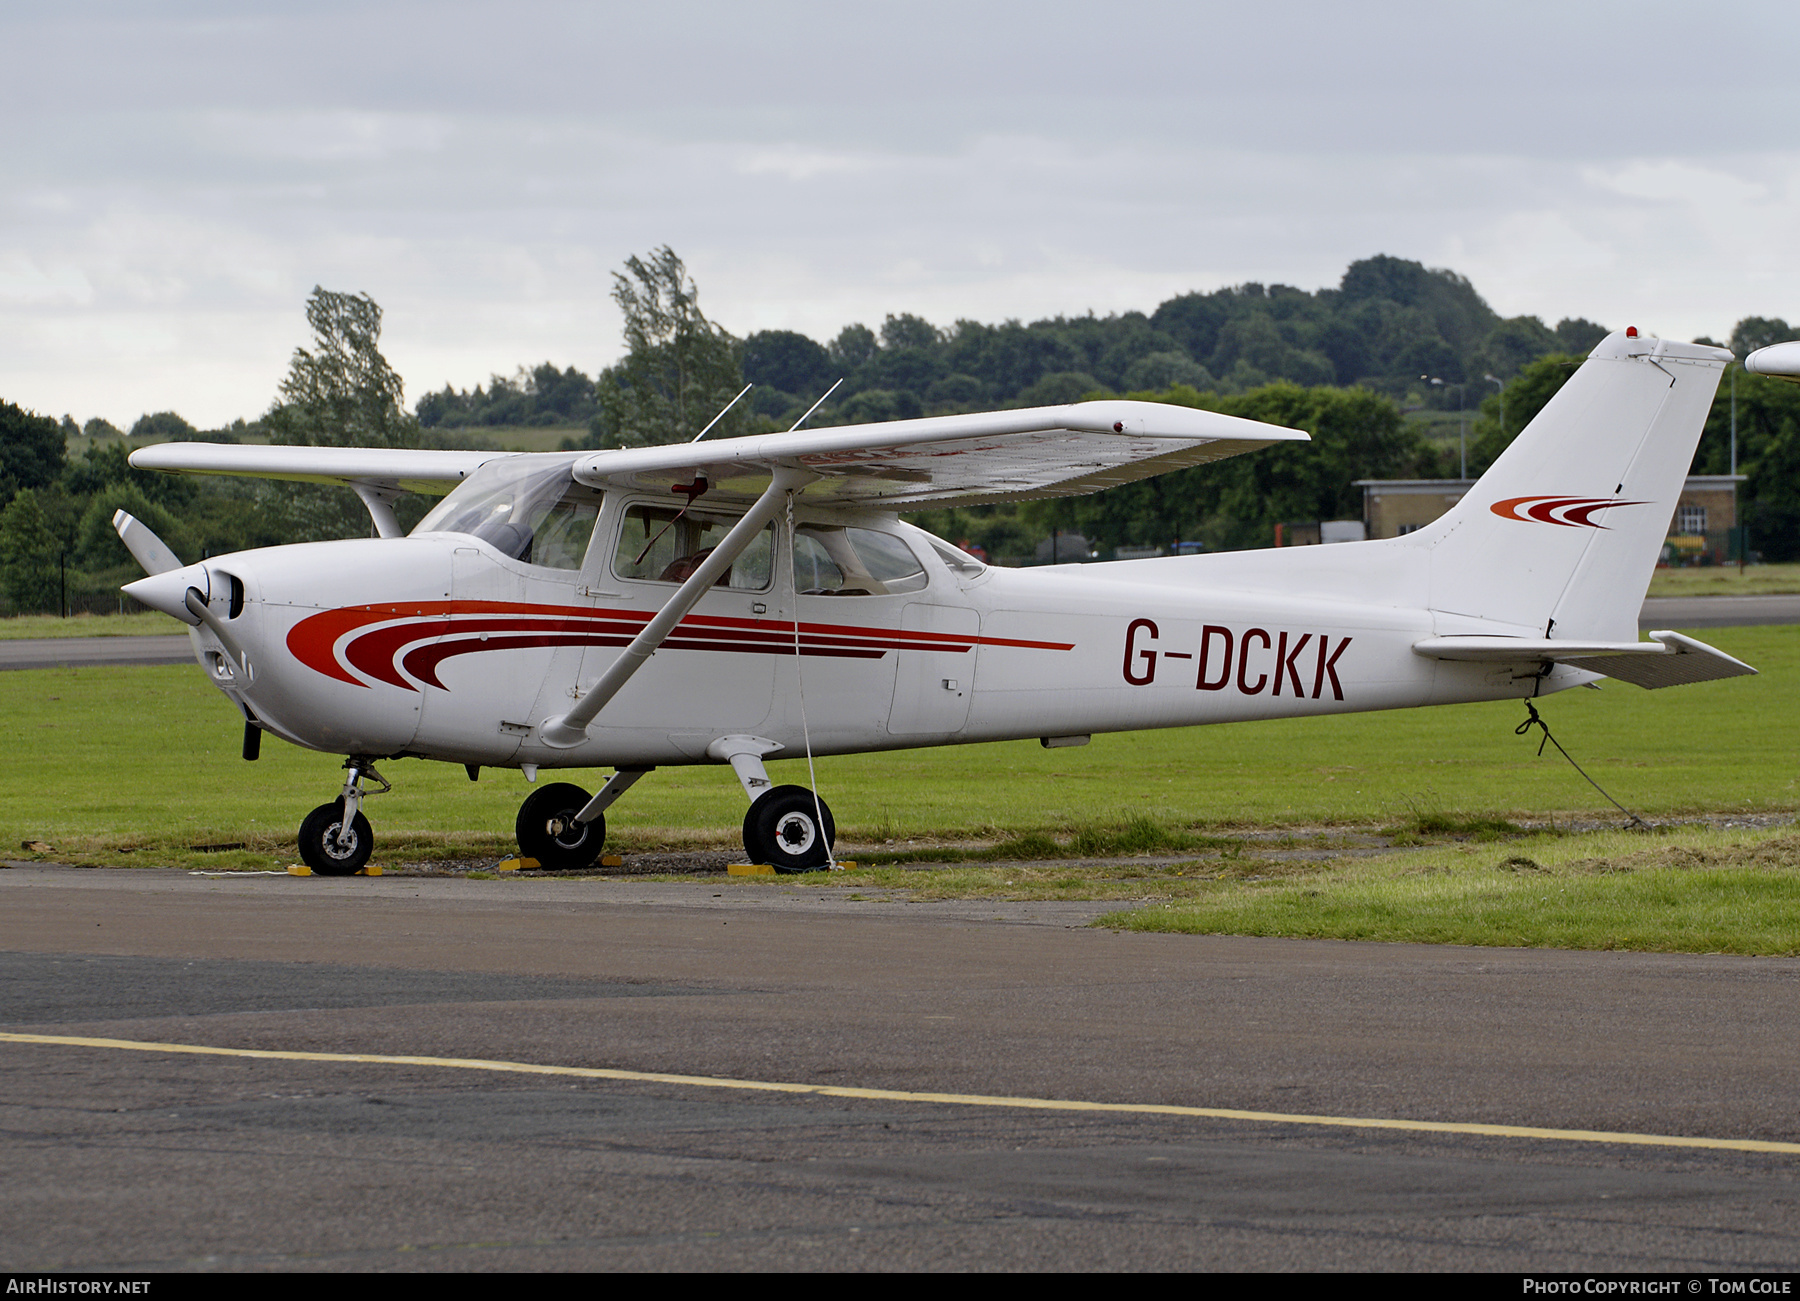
top-left (1514, 700), bottom-right (1649, 830)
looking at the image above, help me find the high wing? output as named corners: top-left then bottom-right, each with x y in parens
top-left (129, 400), bottom-right (1307, 511)
top-left (573, 400), bottom-right (1307, 507)
top-left (128, 443), bottom-right (506, 497)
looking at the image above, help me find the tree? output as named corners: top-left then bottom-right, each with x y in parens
top-left (74, 483), bottom-right (195, 573)
top-left (1746, 416), bottom-right (1800, 561)
top-left (1021, 382), bottom-right (1428, 553)
top-left (0, 488), bottom-right (61, 613)
top-left (1121, 351), bottom-right (1213, 393)
top-left (129, 411), bottom-right (199, 441)
top-left (880, 313), bottom-right (942, 352)
top-left (1731, 317), bottom-right (1800, 357)
top-left (828, 324), bottom-right (879, 372)
top-left (1555, 318), bottom-right (1609, 353)
top-left (62, 439), bottom-right (197, 511)
top-left (591, 247), bottom-right (746, 448)
top-left (1465, 353), bottom-right (1586, 475)
top-left (264, 287), bottom-right (417, 450)
top-left (741, 329), bottom-right (834, 399)
top-left (1477, 315), bottom-right (1562, 379)
top-left (1, 400), bottom-right (66, 503)
top-left (261, 287), bottom-right (418, 540)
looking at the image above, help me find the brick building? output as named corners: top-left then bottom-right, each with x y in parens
top-left (1354, 476), bottom-right (1745, 562)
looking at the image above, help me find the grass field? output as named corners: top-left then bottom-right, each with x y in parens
top-left (4, 623), bottom-right (1794, 953)
top-left (1094, 827), bottom-right (1800, 955)
top-left (0, 612), bottom-right (174, 640)
top-left (1646, 563), bottom-right (1800, 596)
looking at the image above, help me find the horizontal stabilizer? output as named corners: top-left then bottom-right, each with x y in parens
top-left (1413, 630), bottom-right (1757, 689)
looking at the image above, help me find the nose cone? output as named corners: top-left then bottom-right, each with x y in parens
top-left (123, 563), bottom-right (208, 624)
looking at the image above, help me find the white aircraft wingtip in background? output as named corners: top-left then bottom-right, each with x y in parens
top-left (118, 332), bottom-right (1752, 875)
top-left (1745, 339), bottom-right (1800, 380)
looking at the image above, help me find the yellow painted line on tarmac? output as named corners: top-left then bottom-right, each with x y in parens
top-left (6, 1029), bottom-right (1798, 1156)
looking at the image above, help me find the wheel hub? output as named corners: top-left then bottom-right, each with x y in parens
top-left (774, 812), bottom-right (816, 853)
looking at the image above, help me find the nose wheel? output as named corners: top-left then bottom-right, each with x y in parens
top-left (298, 800), bottom-right (373, 876)
top-left (296, 758), bottom-right (388, 876)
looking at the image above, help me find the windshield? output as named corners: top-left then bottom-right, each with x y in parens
top-left (412, 457), bottom-right (601, 570)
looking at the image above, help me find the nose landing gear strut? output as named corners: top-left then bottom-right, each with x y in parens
top-left (297, 758), bottom-right (389, 876)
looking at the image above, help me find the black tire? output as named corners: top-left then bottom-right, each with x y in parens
top-left (742, 785), bottom-right (835, 873)
top-left (515, 782), bottom-right (604, 870)
top-left (298, 800), bottom-right (373, 876)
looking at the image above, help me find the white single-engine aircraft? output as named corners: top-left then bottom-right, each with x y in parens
top-left (116, 329), bottom-right (1755, 875)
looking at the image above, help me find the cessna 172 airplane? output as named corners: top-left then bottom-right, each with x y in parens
top-left (115, 328), bottom-right (1755, 875)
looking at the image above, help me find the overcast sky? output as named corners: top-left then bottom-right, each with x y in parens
top-left (4, 0), bottom-right (1797, 428)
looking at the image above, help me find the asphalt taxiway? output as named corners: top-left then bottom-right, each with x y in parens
top-left (3, 862), bottom-right (1798, 1271)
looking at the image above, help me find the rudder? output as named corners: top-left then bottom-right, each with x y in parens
top-left (1407, 331), bottom-right (1731, 641)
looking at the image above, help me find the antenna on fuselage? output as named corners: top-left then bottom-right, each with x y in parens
top-left (787, 378), bottom-right (843, 433)
top-left (689, 383), bottom-right (754, 443)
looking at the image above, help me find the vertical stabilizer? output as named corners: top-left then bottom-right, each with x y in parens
top-left (1408, 332), bottom-right (1730, 640)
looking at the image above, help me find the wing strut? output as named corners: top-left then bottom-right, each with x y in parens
top-left (538, 464), bottom-right (818, 749)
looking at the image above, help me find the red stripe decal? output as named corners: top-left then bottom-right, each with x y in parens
top-left (289, 599), bottom-right (1072, 691)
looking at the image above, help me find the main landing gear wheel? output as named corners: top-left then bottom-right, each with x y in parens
top-left (742, 784), bottom-right (835, 874)
top-left (298, 799), bottom-right (373, 876)
top-left (515, 782), bottom-right (604, 870)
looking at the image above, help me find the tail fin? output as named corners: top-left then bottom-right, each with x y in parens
top-left (1409, 331), bottom-right (1731, 640)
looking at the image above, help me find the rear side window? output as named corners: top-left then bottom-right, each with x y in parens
top-left (792, 525), bottom-right (928, 596)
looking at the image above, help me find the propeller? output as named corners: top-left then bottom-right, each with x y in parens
top-left (115, 513), bottom-right (254, 682)
top-left (112, 510), bottom-right (182, 576)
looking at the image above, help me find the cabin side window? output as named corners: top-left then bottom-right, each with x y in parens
top-left (613, 504), bottom-right (774, 590)
top-left (792, 525), bottom-right (928, 596)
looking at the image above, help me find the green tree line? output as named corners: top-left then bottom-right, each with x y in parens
top-left (6, 255), bottom-right (1800, 614)
top-left (0, 287), bottom-right (417, 614)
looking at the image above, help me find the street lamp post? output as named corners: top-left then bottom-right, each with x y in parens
top-left (1484, 373), bottom-right (1505, 450)
top-left (1423, 376), bottom-right (1467, 479)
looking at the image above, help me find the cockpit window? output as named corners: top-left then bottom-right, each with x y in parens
top-left (614, 503), bottom-right (773, 590)
top-left (411, 458), bottom-right (601, 571)
top-left (792, 525), bottom-right (929, 596)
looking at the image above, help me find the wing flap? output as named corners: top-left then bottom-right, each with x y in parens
top-left (572, 400), bottom-right (1308, 507)
top-left (1413, 630), bottom-right (1757, 689)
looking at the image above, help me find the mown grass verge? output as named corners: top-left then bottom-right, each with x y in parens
top-left (755, 824), bottom-right (1800, 956)
top-left (1646, 562), bottom-right (1800, 598)
top-left (0, 612), bottom-right (174, 640)
top-left (1090, 825), bottom-right (1800, 956)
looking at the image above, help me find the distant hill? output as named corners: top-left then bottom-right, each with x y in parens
top-left (734, 254), bottom-right (1611, 429)
top-left (414, 254), bottom-right (1612, 435)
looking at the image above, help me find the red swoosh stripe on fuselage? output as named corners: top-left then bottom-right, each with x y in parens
top-left (287, 600), bottom-right (1073, 691)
